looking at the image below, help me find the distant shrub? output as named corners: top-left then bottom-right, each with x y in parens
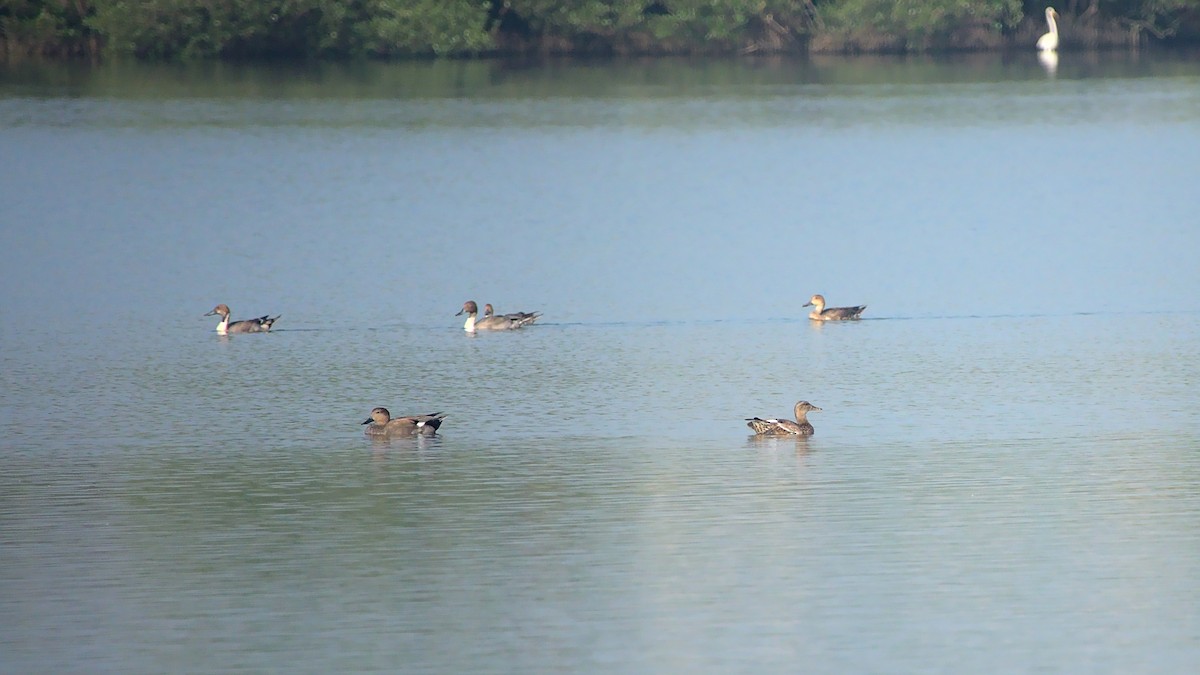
top-left (3, 0), bottom-right (1198, 60)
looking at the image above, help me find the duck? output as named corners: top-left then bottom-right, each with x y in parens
top-left (1037, 7), bottom-right (1059, 52)
top-left (803, 294), bottom-right (866, 321)
top-left (746, 401), bottom-right (822, 436)
top-left (204, 304), bottom-right (280, 335)
top-left (361, 407), bottom-right (446, 437)
top-left (457, 300), bottom-right (539, 332)
top-left (483, 303), bottom-right (541, 326)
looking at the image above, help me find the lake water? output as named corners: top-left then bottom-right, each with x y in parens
top-left (2, 52), bottom-right (1199, 672)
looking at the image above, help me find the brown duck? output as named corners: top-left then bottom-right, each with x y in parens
top-left (746, 401), bottom-right (822, 436)
top-left (362, 407), bottom-right (446, 437)
top-left (803, 294), bottom-right (866, 321)
top-left (483, 303), bottom-right (541, 327)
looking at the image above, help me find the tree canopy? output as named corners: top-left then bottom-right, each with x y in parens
top-left (2, 0), bottom-right (1198, 59)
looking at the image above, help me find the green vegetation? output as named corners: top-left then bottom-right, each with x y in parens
top-left (3, 0), bottom-right (1198, 59)
top-left (1, 0), bottom-right (99, 56)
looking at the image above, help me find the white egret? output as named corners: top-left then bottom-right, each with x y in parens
top-left (1037, 7), bottom-right (1059, 52)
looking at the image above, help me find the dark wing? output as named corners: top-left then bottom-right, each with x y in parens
top-left (832, 305), bottom-right (866, 319)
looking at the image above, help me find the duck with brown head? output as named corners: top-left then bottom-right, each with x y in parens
top-left (362, 407), bottom-right (446, 437)
top-left (205, 304), bottom-right (280, 335)
top-left (803, 294), bottom-right (866, 321)
top-left (483, 303), bottom-right (541, 326)
top-left (746, 401), bottom-right (823, 436)
top-left (457, 300), bottom-right (540, 332)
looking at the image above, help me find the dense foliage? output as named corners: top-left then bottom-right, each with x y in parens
top-left (2, 0), bottom-right (1198, 59)
top-left (1, 0), bottom-right (98, 56)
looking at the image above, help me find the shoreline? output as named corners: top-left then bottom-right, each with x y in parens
top-left (3, 9), bottom-right (1198, 62)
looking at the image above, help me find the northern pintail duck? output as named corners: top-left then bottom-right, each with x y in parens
top-left (803, 294), bottom-right (866, 321)
top-left (746, 401), bottom-right (822, 436)
top-left (457, 300), bottom-right (540, 333)
top-left (205, 304), bottom-right (280, 335)
top-left (483, 303), bottom-right (541, 326)
top-left (362, 407), bottom-right (446, 437)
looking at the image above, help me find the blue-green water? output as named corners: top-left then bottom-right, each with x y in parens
top-left (2, 54), bottom-right (1198, 672)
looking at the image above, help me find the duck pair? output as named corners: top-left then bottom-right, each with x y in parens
top-left (749, 294), bottom-right (858, 435)
top-left (458, 295), bottom-right (851, 326)
top-left (362, 401), bottom-right (823, 438)
top-left (203, 299), bottom-right (544, 335)
top-left (457, 300), bottom-right (541, 333)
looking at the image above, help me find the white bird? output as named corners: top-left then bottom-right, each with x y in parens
top-left (1037, 7), bottom-right (1059, 52)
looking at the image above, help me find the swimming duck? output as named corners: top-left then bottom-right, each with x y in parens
top-left (361, 407), bottom-right (446, 437)
top-left (483, 303), bottom-right (541, 326)
top-left (457, 300), bottom-right (539, 332)
top-left (803, 294), bottom-right (866, 321)
top-left (746, 401), bottom-right (822, 436)
top-left (205, 304), bottom-right (280, 335)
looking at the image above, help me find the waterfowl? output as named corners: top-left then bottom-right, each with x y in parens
top-left (803, 294), bottom-right (866, 321)
top-left (361, 407), bottom-right (446, 437)
top-left (1037, 7), bottom-right (1059, 52)
top-left (483, 303), bottom-right (541, 326)
top-left (205, 304), bottom-right (280, 335)
top-left (746, 401), bottom-right (822, 436)
top-left (457, 300), bottom-right (539, 332)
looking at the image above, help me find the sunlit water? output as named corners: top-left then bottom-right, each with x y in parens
top-left (2, 54), bottom-right (1199, 672)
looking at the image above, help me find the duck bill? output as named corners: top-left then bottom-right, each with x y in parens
top-left (802, 302), bottom-right (813, 307)
top-left (204, 310), bottom-right (218, 316)
top-left (361, 418), bottom-right (373, 425)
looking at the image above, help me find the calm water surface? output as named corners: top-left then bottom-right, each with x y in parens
top-left (2, 54), bottom-right (1199, 672)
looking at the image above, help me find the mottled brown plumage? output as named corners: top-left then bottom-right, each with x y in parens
top-left (746, 401), bottom-right (822, 436)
